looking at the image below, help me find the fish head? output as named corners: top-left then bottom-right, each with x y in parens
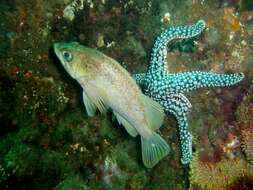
top-left (54, 42), bottom-right (99, 79)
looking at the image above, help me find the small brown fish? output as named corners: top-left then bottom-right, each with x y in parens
top-left (54, 42), bottom-right (170, 168)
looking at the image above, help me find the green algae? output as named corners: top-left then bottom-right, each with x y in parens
top-left (54, 175), bottom-right (89, 190)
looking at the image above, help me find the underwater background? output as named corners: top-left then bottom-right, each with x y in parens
top-left (0, 0), bottom-right (253, 189)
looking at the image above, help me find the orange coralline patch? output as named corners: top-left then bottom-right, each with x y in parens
top-left (223, 8), bottom-right (241, 32)
top-left (241, 123), bottom-right (253, 163)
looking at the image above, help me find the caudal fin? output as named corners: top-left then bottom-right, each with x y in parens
top-left (141, 132), bottom-right (170, 168)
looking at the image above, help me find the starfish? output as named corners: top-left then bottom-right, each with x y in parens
top-left (133, 20), bottom-right (245, 164)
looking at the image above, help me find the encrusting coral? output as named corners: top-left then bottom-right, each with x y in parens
top-left (236, 82), bottom-right (253, 163)
top-left (240, 123), bottom-right (253, 163)
top-left (189, 153), bottom-right (253, 190)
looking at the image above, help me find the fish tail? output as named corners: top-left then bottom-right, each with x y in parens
top-left (141, 131), bottom-right (170, 168)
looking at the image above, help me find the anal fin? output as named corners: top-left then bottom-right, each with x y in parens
top-left (114, 111), bottom-right (138, 137)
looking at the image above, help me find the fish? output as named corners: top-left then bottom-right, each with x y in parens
top-left (54, 42), bottom-right (170, 168)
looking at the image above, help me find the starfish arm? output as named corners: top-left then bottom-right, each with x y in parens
top-left (148, 20), bottom-right (206, 76)
top-left (159, 93), bottom-right (192, 114)
top-left (178, 117), bottom-right (193, 164)
top-left (132, 73), bottom-right (146, 86)
top-left (163, 71), bottom-right (245, 94)
top-left (159, 93), bottom-right (193, 164)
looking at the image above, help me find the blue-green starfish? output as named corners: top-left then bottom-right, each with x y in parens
top-left (133, 20), bottom-right (245, 164)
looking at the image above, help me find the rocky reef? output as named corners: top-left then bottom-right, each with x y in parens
top-left (0, 0), bottom-right (252, 189)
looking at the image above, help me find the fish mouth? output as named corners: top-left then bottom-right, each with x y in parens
top-left (53, 43), bottom-right (65, 65)
top-left (53, 43), bottom-right (67, 71)
top-left (53, 43), bottom-right (61, 56)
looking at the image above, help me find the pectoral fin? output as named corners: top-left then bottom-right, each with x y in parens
top-left (84, 83), bottom-right (109, 114)
top-left (82, 91), bottom-right (97, 116)
top-left (142, 95), bottom-right (165, 131)
top-left (114, 111), bottom-right (138, 137)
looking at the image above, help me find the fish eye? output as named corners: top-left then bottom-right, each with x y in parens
top-left (62, 51), bottom-right (73, 62)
